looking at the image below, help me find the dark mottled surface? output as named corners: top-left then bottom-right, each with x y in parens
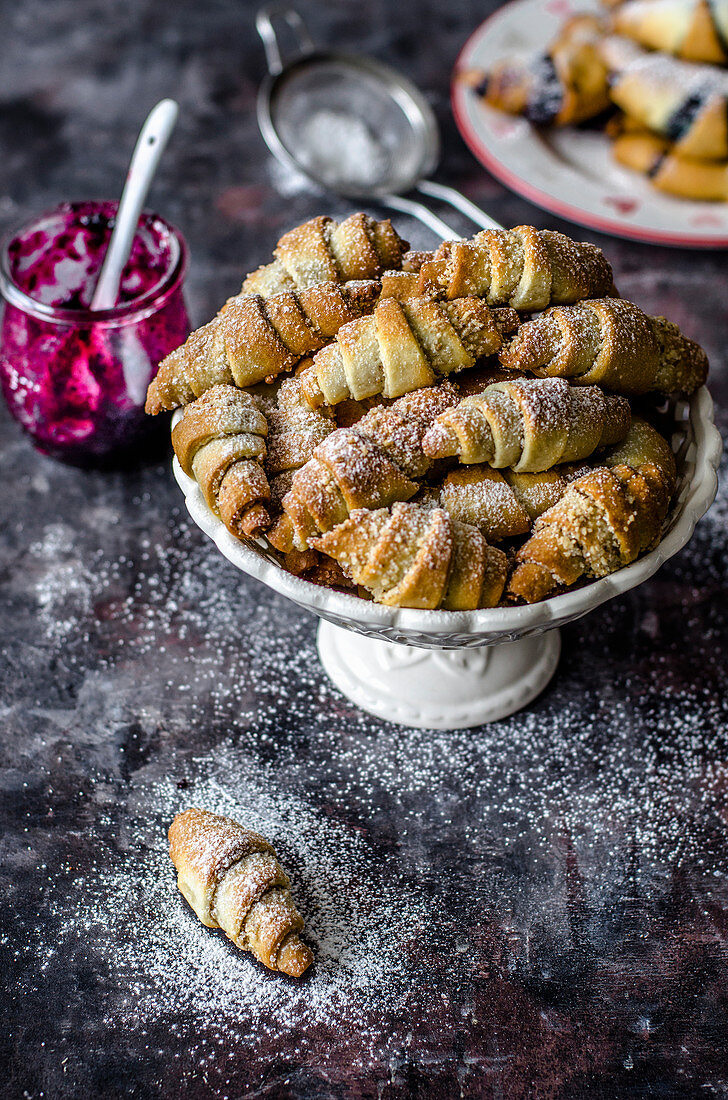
top-left (1, 2), bottom-right (727, 1098)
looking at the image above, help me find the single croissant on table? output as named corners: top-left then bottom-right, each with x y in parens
top-left (171, 385), bottom-right (270, 538)
top-left (269, 383), bottom-right (459, 552)
top-left (499, 297), bottom-right (709, 395)
top-left (312, 501), bottom-right (508, 610)
top-left (507, 418), bottom-right (677, 603)
top-left (299, 295), bottom-right (518, 408)
top-left (145, 279), bottom-right (380, 414)
top-left (385, 225), bottom-right (615, 313)
top-left (241, 213), bottom-right (409, 297)
top-left (416, 462), bottom-right (590, 542)
top-left (422, 377), bottom-right (631, 472)
top-left (169, 807), bottom-right (313, 977)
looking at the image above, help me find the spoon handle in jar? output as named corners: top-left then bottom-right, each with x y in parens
top-left (91, 99), bottom-right (179, 311)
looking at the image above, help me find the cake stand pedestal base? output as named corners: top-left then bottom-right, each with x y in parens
top-left (317, 620), bottom-right (561, 729)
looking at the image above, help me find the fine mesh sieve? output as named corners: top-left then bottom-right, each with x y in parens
top-left (256, 5), bottom-right (504, 239)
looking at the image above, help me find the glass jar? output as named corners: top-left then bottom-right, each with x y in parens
top-left (0, 200), bottom-right (190, 464)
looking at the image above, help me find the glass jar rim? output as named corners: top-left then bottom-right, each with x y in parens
top-left (0, 201), bottom-right (188, 325)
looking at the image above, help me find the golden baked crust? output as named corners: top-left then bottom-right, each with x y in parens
top-left (422, 376), bottom-right (630, 471)
top-left (169, 807), bottom-right (313, 977)
top-left (415, 461), bottom-right (593, 542)
top-left (171, 385), bottom-right (271, 538)
top-left (312, 501), bottom-right (508, 610)
top-left (241, 213), bottom-right (409, 296)
top-left (264, 373), bottom-right (335, 477)
top-left (270, 383), bottom-right (459, 552)
top-left (146, 280), bottom-right (380, 414)
top-left (299, 296), bottom-right (518, 407)
top-left (606, 50), bottom-right (728, 161)
top-left (614, 0), bottom-right (728, 67)
top-left (472, 9), bottom-right (728, 197)
top-left (612, 126), bottom-right (728, 200)
top-left (414, 226), bottom-right (615, 311)
top-left (507, 419), bottom-right (677, 603)
top-left (478, 15), bottom-right (612, 127)
top-left (156, 214), bottom-right (707, 610)
top-left (499, 298), bottom-right (708, 395)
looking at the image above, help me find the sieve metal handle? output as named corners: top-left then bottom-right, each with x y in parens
top-left (417, 180), bottom-right (504, 232)
top-left (256, 5), bottom-right (316, 76)
top-left (378, 194), bottom-right (461, 242)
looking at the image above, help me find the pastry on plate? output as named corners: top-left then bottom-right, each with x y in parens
top-left (607, 49), bottom-right (728, 158)
top-left (299, 296), bottom-right (518, 407)
top-left (473, 12), bottom-right (728, 201)
top-left (146, 279), bottom-right (380, 413)
top-left (475, 14), bottom-right (611, 125)
top-left (507, 418), bottom-right (677, 602)
top-left (612, 125), bottom-right (728, 198)
top-left (171, 385), bottom-right (271, 538)
top-left (382, 225), bottom-right (615, 311)
top-left (413, 463), bottom-right (589, 542)
top-left (613, 0), bottom-right (728, 65)
top-left (267, 373), bottom-right (337, 468)
top-left (157, 214), bottom-right (710, 609)
top-left (269, 382), bottom-right (459, 551)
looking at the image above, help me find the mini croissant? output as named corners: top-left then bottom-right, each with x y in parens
top-left (169, 807), bottom-right (313, 977)
top-left (241, 213), bottom-right (409, 297)
top-left (264, 374), bottom-right (336, 477)
top-left (172, 385), bottom-right (270, 538)
top-left (612, 126), bottom-right (728, 202)
top-left (507, 419), bottom-right (677, 603)
top-left (612, 0), bottom-right (728, 64)
top-left (477, 14), bottom-right (611, 127)
top-left (422, 377), bottom-right (630, 472)
top-left (415, 225), bottom-right (615, 312)
top-left (603, 415), bottom-right (677, 485)
top-left (606, 47), bottom-right (728, 161)
top-left (312, 501), bottom-right (508, 610)
top-left (499, 298), bottom-right (709, 395)
top-left (146, 280), bottom-right (380, 414)
top-left (299, 296), bottom-right (518, 408)
top-left (416, 463), bottom-right (589, 542)
top-left (269, 383), bottom-right (459, 552)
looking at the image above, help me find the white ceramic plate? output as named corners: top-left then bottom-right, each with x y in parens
top-left (451, 0), bottom-right (728, 248)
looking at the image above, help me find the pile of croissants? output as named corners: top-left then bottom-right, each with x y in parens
top-left (145, 212), bottom-right (708, 611)
top-left (470, 0), bottom-right (728, 201)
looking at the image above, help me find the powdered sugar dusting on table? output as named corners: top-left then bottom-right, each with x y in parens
top-left (24, 740), bottom-right (435, 1076)
top-left (8, 431), bottom-right (727, 1089)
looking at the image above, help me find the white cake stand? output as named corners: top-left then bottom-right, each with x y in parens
top-left (172, 389), bottom-right (720, 729)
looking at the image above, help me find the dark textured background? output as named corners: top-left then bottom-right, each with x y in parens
top-left (1, 2), bottom-right (727, 1097)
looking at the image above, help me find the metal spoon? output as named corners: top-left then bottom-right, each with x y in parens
top-left (91, 98), bottom-right (179, 310)
top-left (255, 5), bottom-right (504, 240)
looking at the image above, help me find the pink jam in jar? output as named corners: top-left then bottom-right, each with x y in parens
top-left (0, 200), bottom-right (190, 464)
